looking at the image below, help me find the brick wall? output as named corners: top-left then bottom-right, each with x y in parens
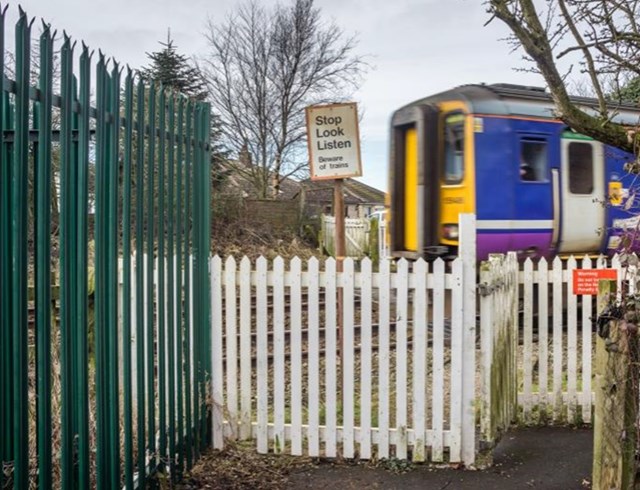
top-left (243, 198), bottom-right (301, 230)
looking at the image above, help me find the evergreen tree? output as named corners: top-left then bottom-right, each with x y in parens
top-left (140, 31), bottom-right (207, 100)
top-left (614, 78), bottom-right (640, 105)
top-left (140, 31), bottom-right (229, 188)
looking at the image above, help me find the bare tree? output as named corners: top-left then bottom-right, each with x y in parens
top-left (200, 0), bottom-right (367, 198)
top-left (486, 0), bottom-right (640, 156)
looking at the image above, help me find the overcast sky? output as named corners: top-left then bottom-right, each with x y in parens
top-left (16, 0), bottom-right (543, 192)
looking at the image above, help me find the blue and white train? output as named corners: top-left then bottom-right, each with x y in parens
top-left (388, 83), bottom-right (639, 260)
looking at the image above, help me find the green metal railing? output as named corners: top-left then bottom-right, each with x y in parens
top-left (0, 7), bottom-right (212, 489)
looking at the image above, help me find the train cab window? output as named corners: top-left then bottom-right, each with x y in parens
top-left (568, 142), bottom-right (594, 194)
top-left (444, 113), bottom-right (464, 184)
top-left (520, 139), bottom-right (548, 182)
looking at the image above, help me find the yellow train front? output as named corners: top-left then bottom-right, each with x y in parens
top-left (388, 83), bottom-right (639, 261)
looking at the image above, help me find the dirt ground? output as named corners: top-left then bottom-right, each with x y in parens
top-left (181, 426), bottom-right (593, 489)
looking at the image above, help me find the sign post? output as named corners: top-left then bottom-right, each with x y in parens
top-left (306, 103), bottom-right (362, 383)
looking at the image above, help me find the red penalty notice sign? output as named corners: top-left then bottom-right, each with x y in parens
top-left (572, 269), bottom-right (618, 295)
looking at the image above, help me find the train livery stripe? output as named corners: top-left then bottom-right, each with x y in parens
top-left (477, 220), bottom-right (553, 230)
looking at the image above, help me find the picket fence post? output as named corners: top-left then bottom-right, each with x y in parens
top-left (522, 258), bottom-right (533, 420)
top-left (552, 257), bottom-right (563, 421)
top-left (378, 257), bottom-right (390, 459)
top-left (211, 256), bottom-right (224, 449)
top-left (538, 257), bottom-right (549, 418)
top-left (308, 257), bottom-right (320, 457)
top-left (224, 256), bottom-right (237, 439)
top-left (273, 257), bottom-right (285, 454)
top-left (240, 257), bottom-right (252, 440)
top-left (395, 258), bottom-right (409, 460)
top-left (432, 258), bottom-right (445, 462)
top-left (290, 257), bottom-right (303, 456)
top-left (256, 257), bottom-right (268, 454)
top-left (325, 258), bottom-right (337, 458)
top-left (343, 257), bottom-right (356, 458)
top-left (449, 257), bottom-right (464, 462)
top-left (411, 258), bottom-right (427, 463)
top-left (459, 213), bottom-right (477, 465)
top-left (360, 258), bottom-right (373, 460)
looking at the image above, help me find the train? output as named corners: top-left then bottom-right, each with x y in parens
top-left (388, 83), bottom-right (640, 261)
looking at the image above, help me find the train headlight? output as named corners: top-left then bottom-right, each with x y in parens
top-left (442, 224), bottom-right (459, 240)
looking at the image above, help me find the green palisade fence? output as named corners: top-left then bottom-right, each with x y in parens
top-left (0, 6), bottom-right (212, 489)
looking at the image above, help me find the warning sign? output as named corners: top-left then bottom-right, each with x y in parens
top-left (572, 269), bottom-right (618, 295)
top-left (305, 103), bottom-right (362, 181)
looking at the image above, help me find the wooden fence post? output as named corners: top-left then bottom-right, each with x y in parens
top-left (592, 278), bottom-right (637, 490)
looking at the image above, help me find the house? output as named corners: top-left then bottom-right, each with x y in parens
top-left (298, 178), bottom-right (386, 219)
top-left (214, 148), bottom-right (386, 228)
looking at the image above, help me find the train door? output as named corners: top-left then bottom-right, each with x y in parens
top-left (557, 134), bottom-right (605, 253)
top-left (389, 104), bottom-right (439, 258)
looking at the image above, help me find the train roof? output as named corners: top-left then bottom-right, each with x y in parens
top-left (398, 83), bottom-right (640, 125)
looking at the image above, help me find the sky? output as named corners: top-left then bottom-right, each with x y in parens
top-left (15, 0), bottom-right (544, 193)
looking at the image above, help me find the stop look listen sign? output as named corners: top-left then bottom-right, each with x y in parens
top-left (305, 103), bottom-right (362, 181)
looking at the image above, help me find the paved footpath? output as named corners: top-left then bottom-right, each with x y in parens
top-left (287, 427), bottom-right (592, 489)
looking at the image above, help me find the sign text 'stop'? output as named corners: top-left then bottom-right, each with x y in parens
top-left (305, 103), bottom-right (362, 180)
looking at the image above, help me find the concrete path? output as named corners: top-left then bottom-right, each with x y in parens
top-left (287, 427), bottom-right (592, 489)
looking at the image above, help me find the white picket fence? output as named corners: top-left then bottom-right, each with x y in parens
top-left (515, 254), bottom-right (639, 425)
top-left (211, 214), bottom-right (478, 463)
top-left (321, 215), bottom-right (372, 258)
top-left (114, 215), bottom-right (640, 464)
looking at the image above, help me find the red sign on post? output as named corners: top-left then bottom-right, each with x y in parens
top-left (573, 269), bottom-right (618, 295)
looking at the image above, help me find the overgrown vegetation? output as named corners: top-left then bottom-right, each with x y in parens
top-left (178, 442), bottom-right (310, 490)
top-left (211, 195), bottom-right (321, 260)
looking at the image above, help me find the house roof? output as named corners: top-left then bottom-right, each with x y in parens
top-left (300, 178), bottom-right (386, 206)
top-left (217, 159), bottom-right (302, 199)
top-left (216, 157), bottom-right (386, 205)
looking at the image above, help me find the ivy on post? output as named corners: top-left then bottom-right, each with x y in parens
top-left (592, 278), bottom-right (638, 490)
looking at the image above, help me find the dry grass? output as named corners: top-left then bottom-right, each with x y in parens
top-left (212, 219), bottom-right (322, 261)
top-left (178, 441), bottom-right (311, 490)
top-left (20, 314), bottom-right (100, 489)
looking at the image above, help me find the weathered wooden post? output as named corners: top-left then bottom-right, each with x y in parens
top-left (592, 278), bottom-right (638, 490)
top-left (305, 102), bottom-right (362, 431)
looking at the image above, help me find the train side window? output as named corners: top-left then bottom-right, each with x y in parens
top-left (568, 142), bottom-right (594, 194)
top-left (520, 139), bottom-right (547, 182)
top-left (444, 113), bottom-right (464, 184)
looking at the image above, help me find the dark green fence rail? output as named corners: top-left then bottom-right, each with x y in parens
top-left (0, 7), bottom-right (212, 489)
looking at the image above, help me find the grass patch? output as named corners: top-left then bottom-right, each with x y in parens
top-left (178, 441), bottom-right (312, 489)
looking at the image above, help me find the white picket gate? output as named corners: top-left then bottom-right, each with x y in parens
top-left (514, 254), bottom-right (640, 425)
top-left (479, 253), bottom-right (520, 448)
top-left (211, 214), bottom-right (478, 463)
